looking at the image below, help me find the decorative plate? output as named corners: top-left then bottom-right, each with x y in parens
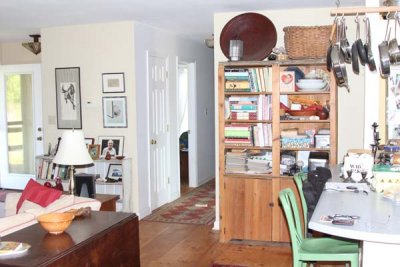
top-left (220, 12), bottom-right (277, 61)
top-left (0, 242), bottom-right (30, 257)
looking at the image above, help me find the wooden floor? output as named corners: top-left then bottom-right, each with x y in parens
top-left (139, 220), bottom-right (293, 267)
top-left (139, 221), bottom-right (352, 267)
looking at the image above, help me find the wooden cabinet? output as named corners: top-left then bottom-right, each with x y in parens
top-left (218, 59), bottom-right (336, 243)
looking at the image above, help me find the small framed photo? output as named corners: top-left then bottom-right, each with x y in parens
top-left (55, 67), bottom-right (82, 129)
top-left (280, 71), bottom-right (295, 92)
top-left (85, 138), bottom-right (95, 147)
top-left (98, 136), bottom-right (124, 157)
top-left (106, 164), bottom-right (123, 181)
top-left (102, 96), bottom-right (127, 128)
top-left (57, 166), bottom-right (69, 180)
top-left (88, 144), bottom-right (101, 160)
top-left (102, 73), bottom-right (125, 93)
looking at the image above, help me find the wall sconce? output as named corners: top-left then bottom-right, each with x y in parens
top-left (204, 34), bottom-right (214, 49)
top-left (22, 34), bottom-right (41, 55)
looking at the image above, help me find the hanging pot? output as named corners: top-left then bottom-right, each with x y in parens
top-left (355, 18), bottom-right (367, 65)
top-left (379, 18), bottom-right (391, 77)
top-left (340, 17), bottom-right (352, 64)
top-left (364, 17), bottom-right (376, 71)
top-left (352, 42), bottom-right (360, 74)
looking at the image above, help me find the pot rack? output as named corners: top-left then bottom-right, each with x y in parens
top-left (331, 6), bottom-right (400, 16)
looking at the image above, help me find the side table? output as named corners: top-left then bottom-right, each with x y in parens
top-left (95, 194), bottom-right (119, 211)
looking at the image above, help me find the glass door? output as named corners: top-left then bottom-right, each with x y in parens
top-left (0, 64), bottom-right (42, 189)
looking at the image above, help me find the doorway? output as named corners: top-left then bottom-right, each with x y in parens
top-left (177, 61), bottom-right (197, 195)
top-left (0, 64), bottom-right (43, 189)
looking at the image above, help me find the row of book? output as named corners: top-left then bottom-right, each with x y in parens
top-left (36, 159), bottom-right (69, 180)
top-left (225, 67), bottom-right (272, 92)
top-left (227, 95), bottom-right (272, 121)
top-left (225, 150), bottom-right (272, 174)
top-left (224, 123), bottom-right (272, 147)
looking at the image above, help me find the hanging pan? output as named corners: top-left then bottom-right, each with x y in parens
top-left (364, 17), bottom-right (376, 71)
top-left (340, 17), bottom-right (352, 64)
top-left (327, 18), bottom-right (337, 71)
top-left (352, 16), bottom-right (361, 74)
top-left (355, 16), bottom-right (368, 65)
top-left (332, 19), bottom-right (349, 91)
top-left (379, 18), bottom-right (391, 77)
top-left (389, 13), bottom-right (400, 64)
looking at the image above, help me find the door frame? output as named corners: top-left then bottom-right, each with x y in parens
top-left (0, 64), bottom-right (43, 189)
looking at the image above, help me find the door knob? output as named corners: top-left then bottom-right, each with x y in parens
top-left (37, 127), bottom-right (42, 132)
top-left (150, 139), bottom-right (157, 145)
top-left (37, 136), bottom-right (42, 141)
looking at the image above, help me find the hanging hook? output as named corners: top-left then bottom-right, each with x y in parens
top-left (355, 13), bottom-right (359, 24)
top-left (336, 0), bottom-right (340, 9)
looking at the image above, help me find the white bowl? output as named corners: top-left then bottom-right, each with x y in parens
top-left (296, 82), bottom-right (327, 90)
top-left (297, 79), bottom-right (325, 84)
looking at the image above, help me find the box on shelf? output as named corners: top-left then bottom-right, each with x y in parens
top-left (315, 134), bottom-right (330, 149)
top-left (281, 135), bottom-right (311, 149)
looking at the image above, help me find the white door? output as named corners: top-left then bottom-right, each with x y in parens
top-left (148, 53), bottom-right (170, 209)
top-left (0, 64), bottom-right (43, 189)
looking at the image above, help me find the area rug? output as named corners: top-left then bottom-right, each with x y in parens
top-left (143, 180), bottom-right (215, 225)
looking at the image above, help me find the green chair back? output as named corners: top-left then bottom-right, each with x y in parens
top-left (279, 188), bottom-right (304, 251)
top-left (294, 172), bottom-right (308, 237)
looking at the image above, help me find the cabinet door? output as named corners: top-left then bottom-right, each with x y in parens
top-left (276, 178), bottom-right (304, 242)
top-left (222, 177), bottom-right (273, 241)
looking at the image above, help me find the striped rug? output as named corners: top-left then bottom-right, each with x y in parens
top-left (142, 180), bottom-right (215, 225)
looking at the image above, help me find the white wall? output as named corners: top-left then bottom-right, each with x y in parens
top-left (41, 21), bottom-right (138, 212)
top-left (0, 42), bottom-right (41, 65)
top-left (134, 23), bottom-right (215, 217)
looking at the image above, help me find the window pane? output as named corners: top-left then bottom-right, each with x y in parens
top-left (6, 74), bottom-right (34, 174)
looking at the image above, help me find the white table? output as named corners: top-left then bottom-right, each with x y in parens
top-left (309, 189), bottom-right (400, 267)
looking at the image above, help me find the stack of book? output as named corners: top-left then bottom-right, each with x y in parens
top-left (224, 124), bottom-right (253, 146)
top-left (225, 151), bottom-right (247, 173)
top-left (247, 152), bottom-right (273, 173)
top-left (228, 96), bottom-right (258, 120)
top-left (225, 67), bottom-right (272, 92)
top-left (252, 123), bottom-right (272, 147)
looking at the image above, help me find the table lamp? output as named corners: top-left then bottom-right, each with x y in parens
top-left (52, 130), bottom-right (93, 194)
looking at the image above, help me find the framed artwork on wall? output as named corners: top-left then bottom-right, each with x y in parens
top-left (55, 67), bottom-right (82, 129)
top-left (102, 73), bottom-right (125, 93)
top-left (98, 136), bottom-right (124, 157)
top-left (102, 96), bottom-right (127, 128)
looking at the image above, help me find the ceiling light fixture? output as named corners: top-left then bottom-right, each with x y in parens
top-left (22, 34), bottom-right (41, 55)
top-left (204, 34), bottom-right (214, 49)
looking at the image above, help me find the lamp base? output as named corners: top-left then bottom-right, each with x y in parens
top-left (69, 166), bottom-right (75, 195)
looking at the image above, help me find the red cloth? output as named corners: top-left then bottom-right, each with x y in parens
top-left (16, 179), bottom-right (62, 213)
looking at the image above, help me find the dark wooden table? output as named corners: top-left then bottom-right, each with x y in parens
top-left (95, 194), bottom-right (119, 211)
top-left (0, 211), bottom-right (140, 267)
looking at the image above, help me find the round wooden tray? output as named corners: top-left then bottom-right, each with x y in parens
top-left (220, 12), bottom-right (277, 61)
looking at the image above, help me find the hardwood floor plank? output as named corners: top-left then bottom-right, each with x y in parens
top-left (139, 220), bottom-right (349, 267)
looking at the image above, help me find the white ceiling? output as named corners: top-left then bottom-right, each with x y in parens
top-left (0, 0), bottom-right (364, 43)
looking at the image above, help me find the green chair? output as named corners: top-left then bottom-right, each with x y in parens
top-left (279, 188), bottom-right (359, 267)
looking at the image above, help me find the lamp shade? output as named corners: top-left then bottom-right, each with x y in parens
top-left (52, 130), bottom-right (93, 166)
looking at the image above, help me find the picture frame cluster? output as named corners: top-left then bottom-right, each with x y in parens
top-left (102, 73), bottom-right (127, 128)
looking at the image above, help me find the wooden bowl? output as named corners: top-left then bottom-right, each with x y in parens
top-left (287, 110), bottom-right (317, 116)
top-left (116, 155), bottom-right (125, 160)
top-left (37, 213), bottom-right (75, 235)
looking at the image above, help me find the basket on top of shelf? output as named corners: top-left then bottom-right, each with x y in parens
top-left (283, 25), bottom-right (333, 59)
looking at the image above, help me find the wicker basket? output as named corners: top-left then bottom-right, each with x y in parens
top-left (283, 25), bottom-right (333, 59)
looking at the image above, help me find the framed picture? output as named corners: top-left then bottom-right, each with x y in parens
top-left (280, 71), bottom-right (295, 92)
top-left (85, 138), bottom-right (95, 147)
top-left (102, 96), bottom-right (127, 128)
top-left (55, 67), bottom-right (82, 129)
top-left (102, 73), bottom-right (125, 93)
top-left (98, 136), bottom-right (124, 157)
top-left (106, 164), bottom-right (123, 181)
top-left (88, 144), bottom-right (100, 160)
top-left (57, 166), bottom-right (69, 180)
